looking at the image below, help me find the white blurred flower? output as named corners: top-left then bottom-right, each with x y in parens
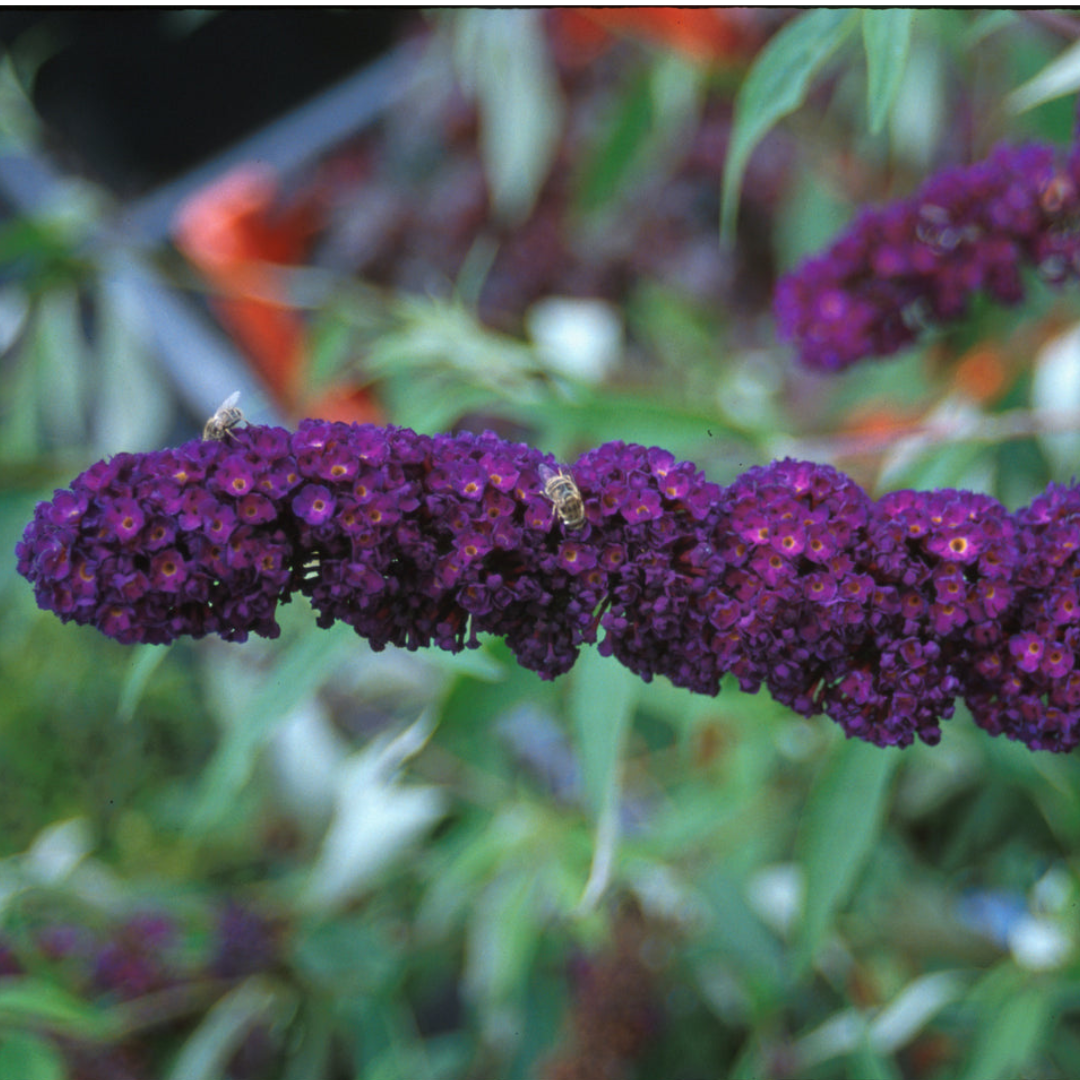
top-left (746, 863), bottom-right (804, 937)
top-left (25, 818), bottom-right (92, 885)
top-left (1009, 914), bottom-right (1073, 971)
top-left (301, 710), bottom-right (446, 913)
top-left (270, 698), bottom-right (348, 827)
top-left (527, 297), bottom-right (622, 383)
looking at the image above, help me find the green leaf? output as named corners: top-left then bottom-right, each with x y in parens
top-left (307, 311), bottom-right (357, 389)
top-left (521, 386), bottom-right (750, 462)
top-left (452, 10), bottom-right (564, 223)
top-left (569, 650), bottom-right (637, 912)
top-left (115, 644), bottom-right (167, 723)
top-left (696, 866), bottom-right (786, 993)
top-left (359, 1002), bottom-right (472, 1080)
top-left (0, 306), bottom-right (40, 459)
top-left (187, 622), bottom-right (358, 835)
top-left (879, 433), bottom-right (994, 495)
top-left (464, 865), bottom-right (542, 1012)
top-left (0, 979), bottom-right (114, 1040)
top-left (576, 69), bottom-right (654, 213)
top-left (293, 918), bottom-right (400, 994)
top-left (794, 738), bottom-right (899, 971)
top-left (382, 377), bottom-right (501, 435)
top-left (849, 1040), bottom-right (902, 1080)
top-left (35, 289), bottom-right (89, 445)
top-left (862, 10), bottom-right (915, 134)
top-left (722, 9), bottom-right (857, 240)
top-left (569, 647), bottom-right (638, 822)
top-left (0, 1031), bottom-right (67, 1080)
top-left (280, 1002), bottom-right (332, 1080)
top-left (773, 164), bottom-right (853, 268)
top-left (0, 218), bottom-right (67, 271)
top-left (453, 234), bottom-right (500, 309)
top-left (1007, 37), bottom-right (1080, 115)
top-left (869, 971), bottom-right (967, 1055)
top-left (367, 296), bottom-right (542, 416)
top-left (959, 983), bottom-right (1052, 1080)
top-left (962, 10), bottom-right (1016, 48)
top-left (166, 978), bottom-right (281, 1080)
top-left (574, 50), bottom-right (701, 218)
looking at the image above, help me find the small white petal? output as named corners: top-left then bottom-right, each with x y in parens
top-left (1009, 914), bottom-right (1072, 971)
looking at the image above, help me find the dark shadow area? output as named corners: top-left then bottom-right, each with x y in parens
top-left (0, 9), bottom-right (417, 194)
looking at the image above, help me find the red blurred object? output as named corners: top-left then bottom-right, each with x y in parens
top-left (305, 384), bottom-right (384, 426)
top-left (951, 344), bottom-right (1010, 405)
top-left (174, 163), bottom-right (383, 425)
top-left (552, 7), bottom-right (760, 65)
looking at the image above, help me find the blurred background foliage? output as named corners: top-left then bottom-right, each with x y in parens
top-left (4, 8), bottom-right (1080, 1079)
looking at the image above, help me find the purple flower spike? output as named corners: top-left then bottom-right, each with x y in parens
top-left (775, 142), bottom-right (1080, 371)
top-left (17, 432), bottom-right (303, 646)
top-left (19, 419), bottom-right (1080, 753)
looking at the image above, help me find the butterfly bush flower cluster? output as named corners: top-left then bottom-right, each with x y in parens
top-left (17, 421), bottom-right (1080, 752)
top-left (774, 142), bottom-right (1080, 371)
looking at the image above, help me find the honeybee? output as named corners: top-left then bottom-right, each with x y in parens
top-left (203, 391), bottom-right (244, 441)
top-left (538, 463), bottom-right (585, 530)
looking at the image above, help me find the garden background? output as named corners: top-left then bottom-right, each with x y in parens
top-left (4, 9), bottom-right (1080, 1079)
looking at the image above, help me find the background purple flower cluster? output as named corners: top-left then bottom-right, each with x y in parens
top-left (17, 421), bottom-right (1080, 751)
top-left (774, 141), bottom-right (1080, 371)
top-left (3, 903), bottom-right (282, 1080)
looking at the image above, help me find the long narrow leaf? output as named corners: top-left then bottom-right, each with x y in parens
top-left (116, 644), bottom-right (167, 723)
top-left (721, 9), bottom-right (857, 241)
top-left (863, 10), bottom-right (915, 133)
top-left (577, 68), bottom-right (654, 213)
top-left (959, 985), bottom-right (1051, 1080)
top-left (0, 979), bottom-right (115, 1040)
top-left (0, 1032), bottom-right (65, 1080)
top-left (166, 978), bottom-right (280, 1080)
top-left (187, 622), bottom-right (357, 835)
top-left (452, 10), bottom-right (563, 223)
top-left (1008, 37), bottom-right (1080, 114)
top-left (570, 649), bottom-right (637, 911)
top-left (795, 739), bottom-right (899, 971)
top-left (569, 648), bottom-right (637, 822)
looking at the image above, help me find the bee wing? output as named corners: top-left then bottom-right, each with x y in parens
top-left (216, 390), bottom-right (241, 413)
top-left (537, 463), bottom-right (558, 483)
